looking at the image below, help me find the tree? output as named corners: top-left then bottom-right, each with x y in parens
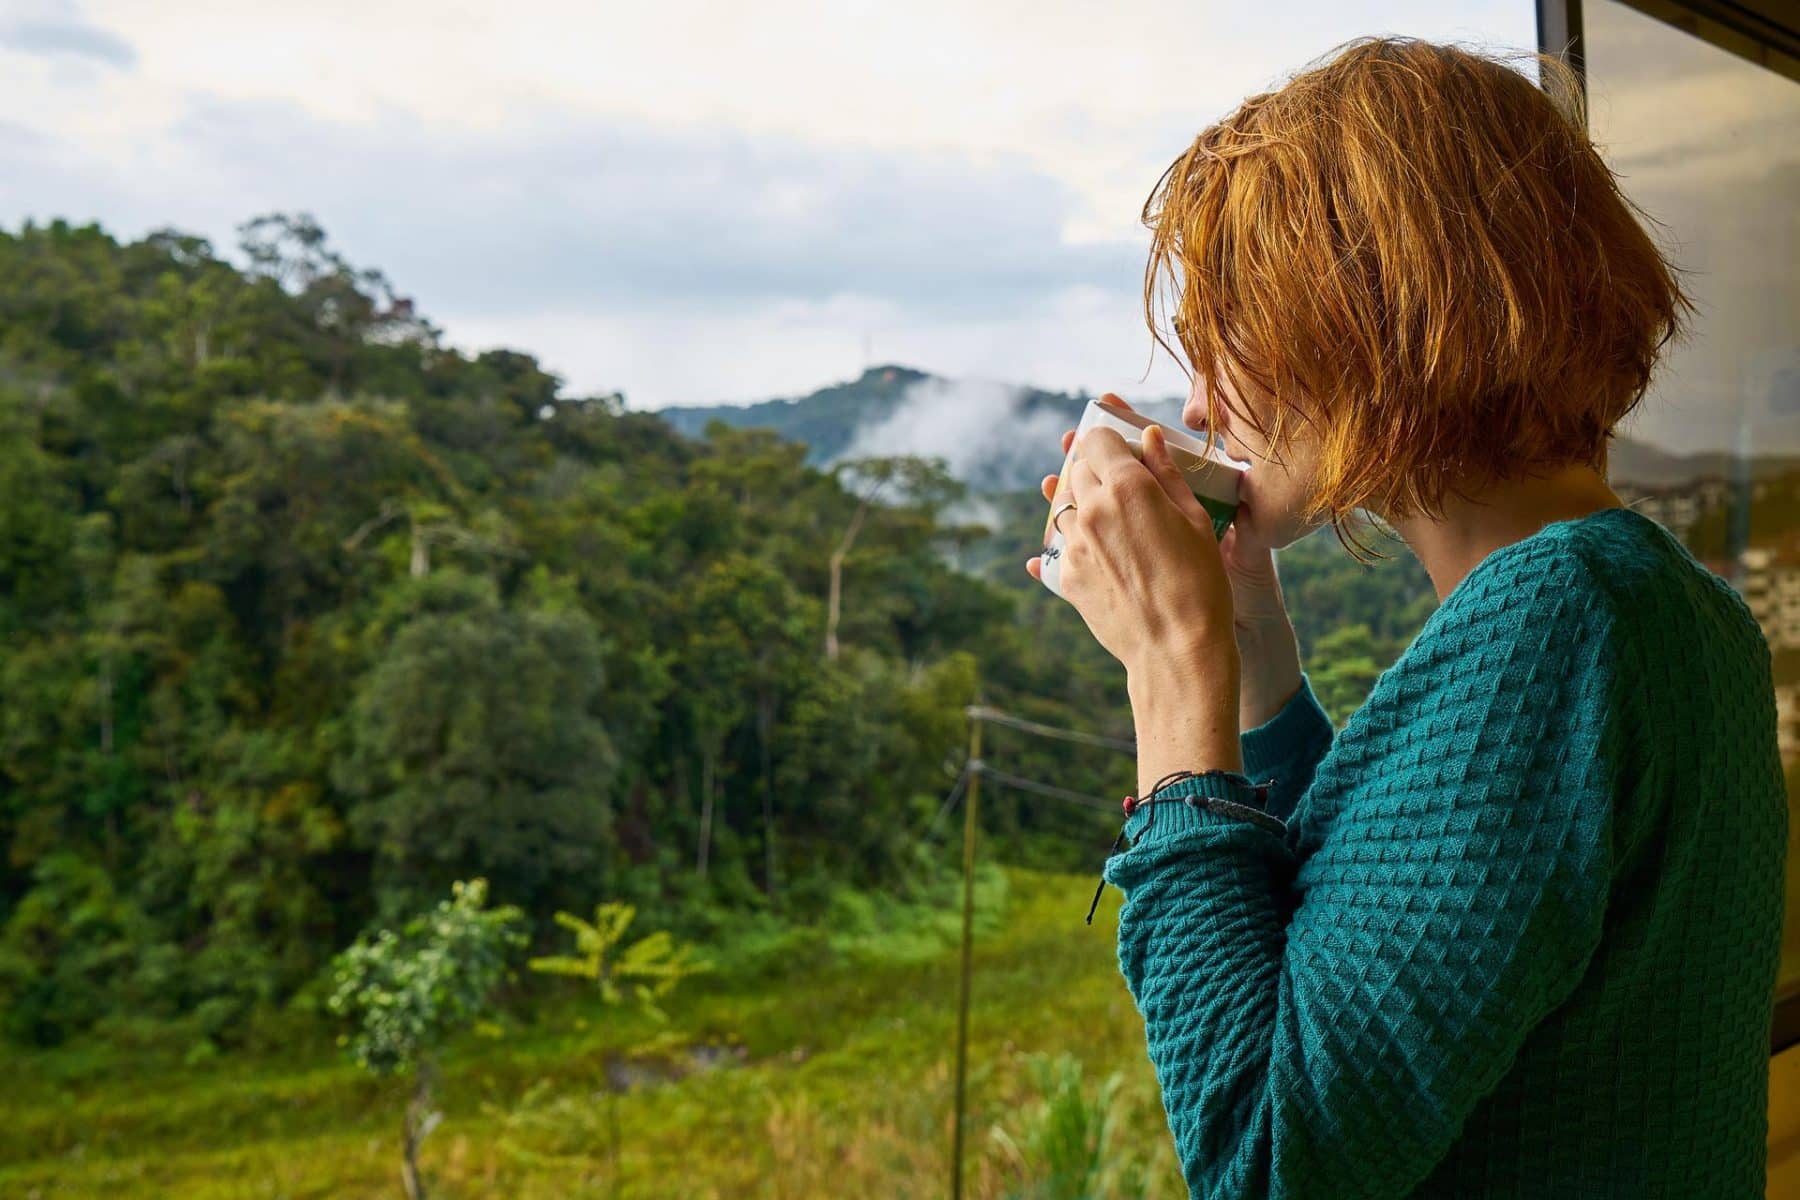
top-left (327, 878), bottom-right (526, 1200)
top-left (334, 573), bottom-right (619, 918)
top-left (822, 455), bottom-right (966, 662)
top-left (528, 901), bottom-right (711, 1023)
top-left (527, 901), bottom-right (711, 1195)
top-left (675, 555), bottom-right (817, 902)
top-left (1308, 623), bottom-right (1384, 724)
top-left (237, 212), bottom-right (437, 387)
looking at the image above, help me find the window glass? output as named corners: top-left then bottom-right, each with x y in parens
top-left (1584, 0), bottom-right (1800, 1000)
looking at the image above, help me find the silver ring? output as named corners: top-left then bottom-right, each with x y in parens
top-left (1051, 499), bottom-right (1078, 535)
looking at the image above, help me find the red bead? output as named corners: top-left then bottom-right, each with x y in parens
top-left (1122, 795), bottom-right (1138, 816)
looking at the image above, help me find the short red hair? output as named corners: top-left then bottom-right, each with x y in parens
top-left (1142, 37), bottom-right (1694, 561)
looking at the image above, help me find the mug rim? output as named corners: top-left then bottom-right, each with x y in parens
top-left (1093, 398), bottom-right (1246, 469)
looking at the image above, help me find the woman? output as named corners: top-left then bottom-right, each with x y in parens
top-left (1025, 36), bottom-right (1788, 1200)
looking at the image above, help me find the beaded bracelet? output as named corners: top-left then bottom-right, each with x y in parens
top-left (1084, 768), bottom-right (1282, 925)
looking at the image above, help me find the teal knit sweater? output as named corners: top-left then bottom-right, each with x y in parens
top-left (1102, 507), bottom-right (1789, 1199)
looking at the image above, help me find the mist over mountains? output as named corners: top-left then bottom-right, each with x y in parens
top-left (653, 366), bottom-right (1187, 494)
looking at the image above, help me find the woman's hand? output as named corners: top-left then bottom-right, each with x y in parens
top-left (1051, 422), bottom-right (1237, 668)
top-left (1024, 394), bottom-right (1242, 791)
top-left (1024, 396), bottom-right (1236, 665)
top-left (1028, 395), bottom-right (1301, 734)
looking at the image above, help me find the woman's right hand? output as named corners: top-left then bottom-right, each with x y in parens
top-left (1042, 399), bottom-right (1303, 731)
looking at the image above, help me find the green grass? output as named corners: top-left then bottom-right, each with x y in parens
top-left (0, 865), bottom-right (1187, 1199)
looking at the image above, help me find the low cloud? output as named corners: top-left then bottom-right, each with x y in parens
top-left (2, 1), bottom-right (136, 69)
top-left (833, 372), bottom-right (1198, 495)
top-left (837, 376), bottom-right (1076, 491)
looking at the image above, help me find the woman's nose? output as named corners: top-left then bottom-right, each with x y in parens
top-left (1183, 395), bottom-right (1220, 439)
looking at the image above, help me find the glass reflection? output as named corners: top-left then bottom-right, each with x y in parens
top-left (1584, 0), bottom-right (1800, 999)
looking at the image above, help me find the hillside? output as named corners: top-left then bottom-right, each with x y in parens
top-left (0, 217), bottom-right (1159, 1052)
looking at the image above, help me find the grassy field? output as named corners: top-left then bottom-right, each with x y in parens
top-left (2, 865), bottom-right (1187, 1198)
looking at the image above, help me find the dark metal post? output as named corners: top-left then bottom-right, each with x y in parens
top-left (950, 714), bottom-right (982, 1200)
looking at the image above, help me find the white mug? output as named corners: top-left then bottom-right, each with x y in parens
top-left (1039, 398), bottom-right (1247, 600)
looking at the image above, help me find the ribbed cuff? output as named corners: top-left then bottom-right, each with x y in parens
top-left (1239, 670), bottom-right (1335, 782)
top-left (1120, 793), bottom-right (1240, 845)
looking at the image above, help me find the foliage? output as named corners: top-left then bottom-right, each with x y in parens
top-left (326, 878), bottom-right (526, 1076)
top-left (516, 901), bottom-right (711, 1191)
top-left (0, 215), bottom-right (1015, 1045)
top-left (528, 902), bottom-right (711, 1024)
top-left (987, 1052), bottom-right (1154, 1200)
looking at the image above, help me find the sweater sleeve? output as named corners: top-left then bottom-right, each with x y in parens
top-left (1238, 670), bottom-right (1336, 824)
top-left (1103, 558), bottom-right (1622, 1200)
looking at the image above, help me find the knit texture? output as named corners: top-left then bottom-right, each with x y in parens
top-left (1102, 506), bottom-right (1789, 1199)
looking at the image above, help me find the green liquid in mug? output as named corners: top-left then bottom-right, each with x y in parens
top-left (1197, 493), bottom-right (1238, 541)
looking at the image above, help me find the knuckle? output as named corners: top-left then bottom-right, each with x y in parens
top-left (1097, 477), bottom-right (1151, 514)
top-left (1114, 472), bottom-right (1158, 502)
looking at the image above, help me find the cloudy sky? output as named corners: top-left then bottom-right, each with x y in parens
top-left (0, 0), bottom-right (1583, 410)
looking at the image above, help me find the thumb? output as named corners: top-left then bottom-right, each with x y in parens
top-left (1142, 426), bottom-right (1211, 527)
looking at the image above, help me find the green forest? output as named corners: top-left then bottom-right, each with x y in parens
top-left (0, 214), bottom-right (1438, 1195)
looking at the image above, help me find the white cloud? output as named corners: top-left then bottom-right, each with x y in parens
top-left (838, 376), bottom-right (1071, 480)
top-left (1, 0), bottom-right (135, 70)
